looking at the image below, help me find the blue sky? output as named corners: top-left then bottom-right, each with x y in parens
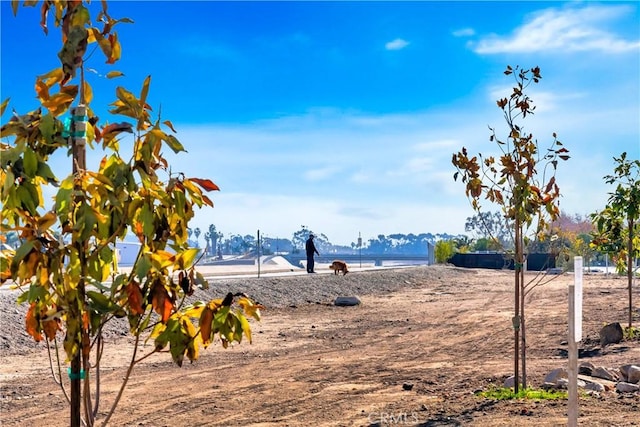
top-left (2, 1), bottom-right (639, 246)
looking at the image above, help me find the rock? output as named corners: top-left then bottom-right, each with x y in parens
top-left (402, 382), bottom-right (414, 391)
top-left (579, 374), bottom-right (616, 392)
top-left (579, 361), bottom-right (595, 375)
top-left (584, 381), bottom-right (605, 393)
top-left (628, 366), bottom-right (640, 384)
top-left (544, 368), bottom-right (568, 384)
top-left (620, 365), bottom-right (640, 384)
top-left (503, 376), bottom-right (515, 388)
top-left (592, 366), bottom-right (620, 382)
top-left (334, 296), bottom-right (361, 306)
top-left (599, 322), bottom-right (623, 347)
top-left (616, 382), bottom-right (640, 393)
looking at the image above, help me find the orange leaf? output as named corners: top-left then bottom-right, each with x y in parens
top-left (189, 178), bottom-right (220, 192)
top-left (107, 33), bottom-right (121, 64)
top-left (96, 122), bottom-right (133, 142)
top-left (26, 303), bottom-right (43, 342)
top-left (199, 306), bottom-right (213, 346)
top-left (201, 194), bottom-right (214, 207)
top-left (151, 283), bottom-right (174, 323)
top-left (35, 78), bottom-right (50, 102)
top-left (126, 282), bottom-right (144, 315)
top-left (163, 120), bottom-right (177, 133)
top-left (42, 318), bottom-right (61, 341)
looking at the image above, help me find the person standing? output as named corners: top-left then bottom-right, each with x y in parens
top-left (305, 234), bottom-right (320, 273)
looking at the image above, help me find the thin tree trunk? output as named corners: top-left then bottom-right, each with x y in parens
top-left (513, 221), bottom-right (521, 394)
top-left (628, 218), bottom-right (634, 329)
top-left (520, 260), bottom-right (527, 390)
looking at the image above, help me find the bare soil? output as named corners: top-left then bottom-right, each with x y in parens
top-left (1, 266), bottom-right (639, 426)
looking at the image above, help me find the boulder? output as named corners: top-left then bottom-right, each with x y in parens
top-left (620, 365), bottom-right (640, 384)
top-left (616, 382), bottom-right (640, 393)
top-left (592, 366), bottom-right (620, 382)
top-left (333, 296), bottom-right (361, 307)
top-left (584, 381), bottom-right (605, 393)
top-left (579, 361), bottom-right (595, 375)
top-left (599, 322), bottom-right (623, 347)
top-left (544, 367), bottom-right (568, 384)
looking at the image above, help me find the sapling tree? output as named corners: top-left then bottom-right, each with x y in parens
top-left (590, 152), bottom-right (640, 329)
top-left (0, 2), bottom-right (262, 426)
top-left (452, 65), bottom-right (569, 392)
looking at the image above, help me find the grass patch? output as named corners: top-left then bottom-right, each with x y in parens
top-left (477, 386), bottom-right (567, 401)
top-left (624, 326), bottom-right (640, 340)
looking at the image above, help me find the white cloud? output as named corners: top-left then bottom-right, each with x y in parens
top-left (471, 5), bottom-right (640, 54)
top-left (452, 28), bottom-right (475, 37)
top-left (385, 38), bottom-right (409, 50)
top-left (167, 74), bottom-right (637, 245)
top-left (304, 166), bottom-right (340, 181)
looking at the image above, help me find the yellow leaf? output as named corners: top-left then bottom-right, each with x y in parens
top-left (140, 75), bottom-right (151, 108)
top-left (174, 248), bottom-right (199, 270)
top-left (82, 80), bottom-right (93, 104)
top-left (106, 70), bottom-right (124, 79)
top-left (43, 91), bottom-right (76, 117)
top-left (0, 97), bottom-right (8, 116)
top-left (237, 312), bottom-right (252, 343)
top-left (36, 211), bottom-right (57, 231)
top-left (150, 250), bottom-right (176, 270)
top-left (237, 296), bottom-right (264, 321)
top-left (90, 28), bottom-right (111, 59)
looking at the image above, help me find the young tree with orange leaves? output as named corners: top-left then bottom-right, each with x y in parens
top-left (0, 2), bottom-right (262, 426)
top-left (452, 65), bottom-right (569, 392)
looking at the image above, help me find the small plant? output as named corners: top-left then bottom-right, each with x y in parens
top-left (624, 326), bottom-right (640, 340)
top-left (477, 386), bottom-right (567, 401)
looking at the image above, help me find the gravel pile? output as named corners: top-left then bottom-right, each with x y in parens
top-left (0, 265), bottom-right (460, 356)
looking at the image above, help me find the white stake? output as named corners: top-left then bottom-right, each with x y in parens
top-left (568, 256), bottom-right (583, 427)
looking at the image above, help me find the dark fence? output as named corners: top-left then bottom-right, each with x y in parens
top-left (448, 252), bottom-right (556, 271)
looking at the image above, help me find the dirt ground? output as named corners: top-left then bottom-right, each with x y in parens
top-left (1, 266), bottom-right (639, 426)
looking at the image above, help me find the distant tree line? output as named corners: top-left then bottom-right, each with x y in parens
top-left (181, 224), bottom-right (459, 257)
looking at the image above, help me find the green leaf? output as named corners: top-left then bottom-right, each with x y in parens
top-left (11, 240), bottom-right (35, 267)
top-left (3, 170), bottom-right (15, 196)
top-left (16, 184), bottom-right (38, 215)
top-left (163, 134), bottom-right (185, 153)
top-left (87, 290), bottom-right (118, 314)
top-left (55, 176), bottom-right (74, 217)
top-left (135, 254), bottom-right (152, 280)
top-left (23, 149), bottom-right (38, 177)
top-left (140, 203), bottom-right (154, 238)
top-left (37, 161), bottom-right (57, 184)
top-left (39, 113), bottom-right (55, 144)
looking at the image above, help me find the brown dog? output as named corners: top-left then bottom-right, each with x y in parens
top-left (329, 260), bottom-right (349, 275)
